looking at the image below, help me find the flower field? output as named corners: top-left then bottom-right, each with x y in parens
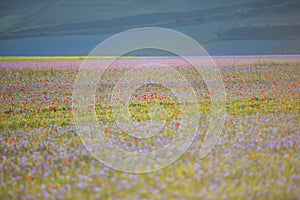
top-left (0, 56), bottom-right (299, 199)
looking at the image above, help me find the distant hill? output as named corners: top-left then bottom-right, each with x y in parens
top-left (0, 0), bottom-right (299, 55)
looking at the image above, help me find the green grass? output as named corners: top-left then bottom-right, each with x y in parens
top-left (1, 97), bottom-right (299, 132)
top-left (1, 61), bottom-right (299, 199)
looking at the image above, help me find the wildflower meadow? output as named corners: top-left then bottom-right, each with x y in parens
top-left (0, 56), bottom-right (299, 199)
